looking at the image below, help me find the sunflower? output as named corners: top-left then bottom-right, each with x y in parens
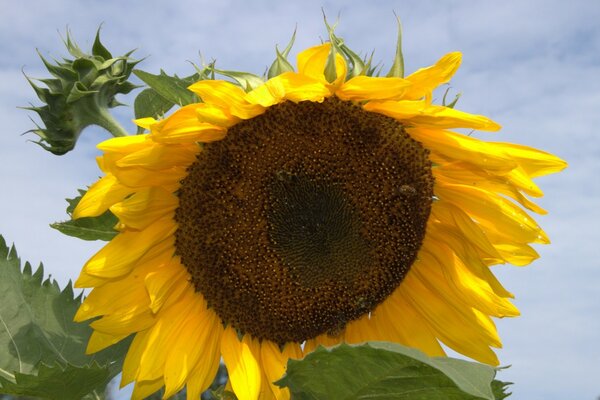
top-left (72, 35), bottom-right (566, 400)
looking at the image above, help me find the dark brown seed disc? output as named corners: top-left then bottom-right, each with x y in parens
top-left (174, 97), bottom-right (434, 344)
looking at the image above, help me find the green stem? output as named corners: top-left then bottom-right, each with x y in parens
top-left (94, 107), bottom-right (129, 137)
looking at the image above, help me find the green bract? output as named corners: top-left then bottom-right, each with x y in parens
top-left (24, 29), bottom-right (139, 155)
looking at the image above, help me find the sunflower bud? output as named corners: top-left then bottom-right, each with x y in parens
top-left (24, 29), bottom-right (139, 155)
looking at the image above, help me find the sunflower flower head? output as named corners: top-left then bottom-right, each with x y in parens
top-left (72, 22), bottom-right (566, 400)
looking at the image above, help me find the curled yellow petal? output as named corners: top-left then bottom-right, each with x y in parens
top-left (76, 218), bottom-right (176, 284)
top-left (404, 52), bottom-right (462, 100)
top-left (188, 80), bottom-right (264, 119)
top-left (336, 76), bottom-right (411, 101)
top-left (246, 72), bottom-right (330, 106)
top-left (73, 174), bottom-right (135, 219)
top-left (364, 99), bottom-right (501, 131)
top-left (296, 43), bottom-right (347, 87)
top-left (110, 187), bottom-right (178, 230)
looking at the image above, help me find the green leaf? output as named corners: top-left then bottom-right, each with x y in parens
top-left (133, 70), bottom-right (199, 106)
top-left (491, 379), bottom-right (512, 399)
top-left (277, 342), bottom-right (503, 400)
top-left (0, 362), bottom-right (109, 400)
top-left (211, 68), bottom-right (264, 91)
top-left (0, 235), bottom-right (130, 396)
top-left (50, 189), bottom-right (118, 241)
top-left (134, 88), bottom-right (176, 130)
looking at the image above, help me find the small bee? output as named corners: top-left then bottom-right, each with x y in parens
top-left (398, 184), bottom-right (417, 196)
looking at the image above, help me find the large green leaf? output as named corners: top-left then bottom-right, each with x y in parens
top-left (134, 87), bottom-right (177, 132)
top-left (50, 189), bottom-right (118, 241)
top-left (0, 362), bottom-right (109, 400)
top-left (133, 70), bottom-right (199, 107)
top-left (277, 342), bottom-right (506, 400)
top-left (491, 379), bottom-right (512, 400)
top-left (0, 235), bottom-right (130, 397)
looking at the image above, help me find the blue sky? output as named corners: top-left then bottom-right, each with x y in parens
top-left (1, 1), bottom-right (599, 399)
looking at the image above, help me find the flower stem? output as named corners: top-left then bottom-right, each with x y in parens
top-left (95, 107), bottom-right (129, 137)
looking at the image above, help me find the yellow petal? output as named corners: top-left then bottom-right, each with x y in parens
top-left (76, 276), bottom-right (150, 321)
top-left (260, 341), bottom-right (302, 400)
top-left (73, 174), bottom-right (135, 219)
top-left (435, 182), bottom-right (549, 244)
top-left (376, 291), bottom-right (445, 357)
top-left (131, 377), bottom-right (164, 400)
top-left (492, 242), bottom-right (540, 266)
top-left (221, 328), bottom-right (262, 400)
top-left (345, 315), bottom-right (380, 344)
top-left (110, 187), bottom-right (178, 231)
top-left (115, 142), bottom-right (199, 171)
top-left (489, 142), bottom-right (568, 177)
top-left (150, 104), bottom-right (228, 144)
top-left (431, 201), bottom-right (501, 260)
top-left (409, 128), bottom-right (517, 172)
top-left (109, 165), bottom-right (188, 188)
top-left (403, 52), bottom-right (462, 100)
top-left (418, 244), bottom-right (519, 318)
top-left (400, 270), bottom-right (500, 365)
top-left (145, 261), bottom-right (189, 314)
top-left (90, 306), bottom-right (155, 336)
top-left (364, 99), bottom-right (501, 131)
top-left (185, 314), bottom-right (224, 399)
top-left (86, 330), bottom-right (129, 354)
top-left (296, 43), bottom-right (347, 87)
top-left (163, 297), bottom-right (222, 398)
top-left (433, 163), bottom-right (548, 215)
top-left (97, 134), bottom-right (152, 153)
top-left (196, 103), bottom-right (240, 127)
top-left (336, 76), bottom-right (411, 101)
top-left (246, 72), bottom-right (330, 106)
top-left (303, 332), bottom-right (345, 356)
top-left (136, 292), bottom-right (196, 382)
top-left (426, 223), bottom-right (514, 299)
top-left (76, 218), bottom-right (176, 284)
top-left (133, 117), bottom-right (157, 130)
top-left (188, 80), bottom-right (265, 120)
top-left (121, 329), bottom-right (151, 387)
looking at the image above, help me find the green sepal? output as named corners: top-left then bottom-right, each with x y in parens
top-left (23, 29), bottom-right (140, 154)
top-left (386, 14), bottom-right (405, 78)
top-left (323, 14), bottom-right (341, 83)
top-left (0, 362), bottom-right (110, 400)
top-left (92, 27), bottom-right (113, 60)
top-left (267, 28), bottom-right (296, 78)
top-left (277, 342), bottom-right (508, 400)
top-left (50, 189), bottom-right (118, 241)
top-left (210, 67), bottom-right (264, 91)
top-left (442, 86), bottom-right (462, 108)
top-left (0, 235), bottom-right (131, 398)
top-left (323, 20), bottom-right (368, 79)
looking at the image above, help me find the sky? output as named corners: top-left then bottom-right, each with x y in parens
top-left (1, 0), bottom-right (599, 399)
